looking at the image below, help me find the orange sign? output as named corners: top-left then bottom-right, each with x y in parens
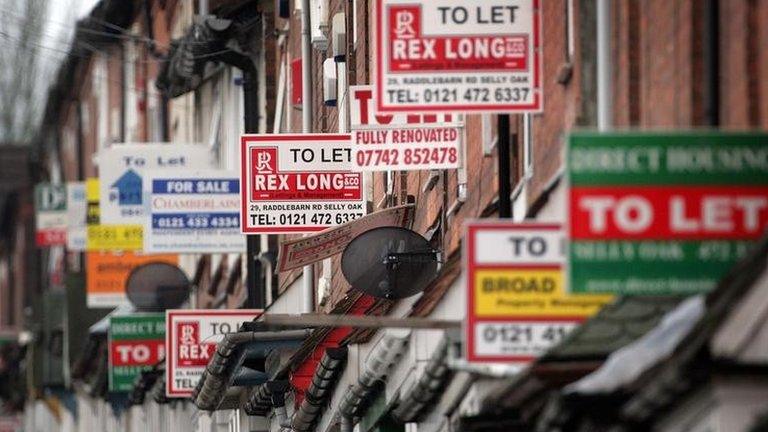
top-left (86, 252), bottom-right (178, 308)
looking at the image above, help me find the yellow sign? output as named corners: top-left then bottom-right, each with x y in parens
top-left (87, 225), bottom-right (143, 251)
top-left (85, 178), bottom-right (144, 251)
top-left (474, 268), bottom-right (613, 318)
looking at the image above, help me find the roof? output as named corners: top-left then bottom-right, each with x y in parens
top-left (535, 236), bottom-right (768, 430)
top-left (466, 296), bottom-right (686, 427)
top-left (88, 304), bottom-right (136, 334)
top-left (564, 296), bottom-right (705, 395)
top-left (541, 296), bottom-right (685, 362)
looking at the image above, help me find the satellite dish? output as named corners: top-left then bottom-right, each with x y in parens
top-left (125, 262), bottom-right (191, 311)
top-left (341, 227), bottom-right (439, 300)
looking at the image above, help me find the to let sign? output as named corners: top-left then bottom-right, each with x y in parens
top-left (166, 310), bottom-right (261, 397)
top-left (108, 314), bottom-right (165, 392)
top-left (568, 132), bottom-right (768, 295)
top-left (350, 85), bottom-right (461, 171)
top-left (465, 222), bottom-right (612, 364)
top-left (375, 0), bottom-right (542, 113)
top-left (240, 134), bottom-right (366, 234)
top-left (34, 184), bottom-right (67, 246)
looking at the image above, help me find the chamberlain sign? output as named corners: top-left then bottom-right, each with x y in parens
top-left (568, 132), bottom-right (768, 295)
top-left (240, 134), bottom-right (365, 234)
top-left (466, 222), bottom-right (612, 364)
top-left (145, 170), bottom-right (245, 253)
top-left (375, 0), bottom-right (542, 112)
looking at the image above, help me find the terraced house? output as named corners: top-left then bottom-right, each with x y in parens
top-left (3, 0), bottom-right (767, 432)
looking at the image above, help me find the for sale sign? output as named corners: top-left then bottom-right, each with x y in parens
top-left (34, 184), bottom-right (67, 246)
top-left (145, 170), bottom-right (245, 253)
top-left (465, 222), bottom-right (612, 364)
top-left (240, 134), bottom-right (366, 234)
top-left (568, 132), bottom-right (768, 295)
top-left (350, 85), bottom-right (461, 171)
top-left (375, 0), bottom-right (542, 113)
top-left (108, 314), bottom-right (165, 392)
top-left (166, 310), bottom-right (262, 397)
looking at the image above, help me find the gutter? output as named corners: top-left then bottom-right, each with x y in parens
top-left (193, 329), bottom-right (311, 411)
top-left (338, 330), bottom-right (410, 423)
top-left (289, 347), bottom-right (348, 431)
top-left (391, 334), bottom-right (453, 423)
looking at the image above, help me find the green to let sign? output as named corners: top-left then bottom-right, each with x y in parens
top-left (567, 131), bottom-right (768, 295)
top-left (108, 314), bottom-right (165, 392)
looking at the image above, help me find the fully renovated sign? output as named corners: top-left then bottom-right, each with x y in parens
top-left (166, 310), bottom-right (262, 397)
top-left (240, 134), bottom-right (365, 234)
top-left (375, 0), bottom-right (542, 112)
top-left (144, 170), bottom-right (245, 253)
top-left (97, 144), bottom-right (213, 225)
top-left (568, 132), bottom-right (768, 295)
top-left (350, 85), bottom-right (461, 171)
top-left (466, 222), bottom-right (613, 364)
top-left (108, 314), bottom-right (165, 392)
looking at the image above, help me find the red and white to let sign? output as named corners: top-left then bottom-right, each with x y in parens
top-left (351, 85), bottom-right (461, 171)
top-left (240, 134), bottom-right (366, 234)
top-left (166, 310), bottom-right (261, 397)
top-left (375, 0), bottom-right (542, 113)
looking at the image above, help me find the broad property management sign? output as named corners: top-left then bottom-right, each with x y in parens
top-left (375, 0), bottom-right (542, 112)
top-left (568, 132), bottom-right (768, 295)
top-left (466, 222), bottom-right (612, 364)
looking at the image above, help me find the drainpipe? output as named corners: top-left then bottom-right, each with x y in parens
top-left (703, 0), bottom-right (719, 127)
top-left (497, 115), bottom-right (512, 219)
top-left (596, 0), bottom-right (613, 130)
top-left (340, 416), bottom-right (353, 432)
top-left (301, 0), bottom-right (314, 314)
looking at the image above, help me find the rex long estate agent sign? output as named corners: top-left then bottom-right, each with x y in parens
top-left (240, 134), bottom-right (366, 234)
top-left (166, 310), bottom-right (261, 397)
top-left (568, 132), bottom-right (768, 295)
top-left (375, 0), bottom-right (542, 112)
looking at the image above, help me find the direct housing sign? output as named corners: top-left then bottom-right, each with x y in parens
top-left (375, 0), bottom-right (542, 112)
top-left (568, 132), bottom-right (768, 295)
